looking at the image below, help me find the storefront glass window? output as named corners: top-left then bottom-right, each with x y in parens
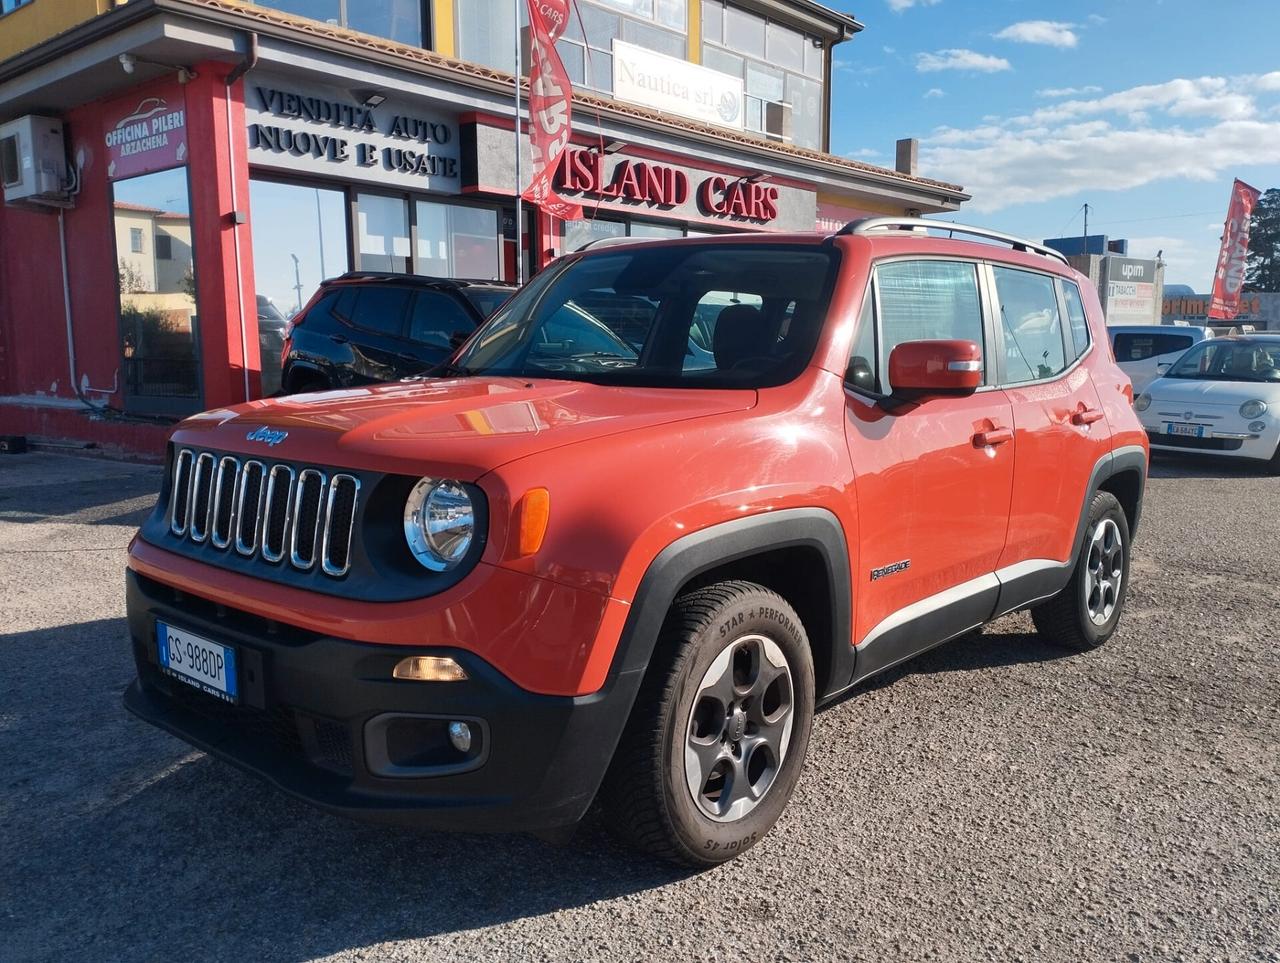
top-left (114, 167), bottom-right (200, 410)
top-left (249, 179), bottom-right (349, 316)
top-left (629, 221), bottom-right (683, 239)
top-left (415, 201), bottom-right (502, 280)
top-left (564, 217), bottom-right (627, 253)
top-left (723, 5), bottom-right (764, 57)
top-left (357, 193), bottom-right (411, 273)
top-left (255, 0), bottom-right (423, 46)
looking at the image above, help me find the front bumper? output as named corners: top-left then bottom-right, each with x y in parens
top-left (123, 569), bottom-right (643, 832)
top-left (1142, 420), bottom-right (1279, 460)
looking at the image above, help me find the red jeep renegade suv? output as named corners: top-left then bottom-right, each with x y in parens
top-left (125, 220), bottom-right (1148, 866)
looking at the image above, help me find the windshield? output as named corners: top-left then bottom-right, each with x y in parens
top-left (462, 287), bottom-right (514, 320)
top-left (449, 244), bottom-right (839, 388)
top-left (1165, 341), bottom-right (1280, 383)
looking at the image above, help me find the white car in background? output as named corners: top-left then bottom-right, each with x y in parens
top-left (1135, 335), bottom-right (1280, 472)
top-left (1109, 324), bottom-right (1212, 393)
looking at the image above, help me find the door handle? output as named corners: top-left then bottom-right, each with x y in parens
top-left (972, 427), bottom-right (1013, 447)
top-left (1072, 408), bottom-right (1105, 426)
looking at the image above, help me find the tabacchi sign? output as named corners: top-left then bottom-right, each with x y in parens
top-left (556, 148), bottom-right (779, 222)
top-left (104, 86), bottom-right (187, 181)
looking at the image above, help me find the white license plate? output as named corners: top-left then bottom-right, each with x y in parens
top-left (1166, 422), bottom-right (1206, 437)
top-left (156, 622), bottom-right (239, 703)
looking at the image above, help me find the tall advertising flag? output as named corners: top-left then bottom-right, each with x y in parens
top-left (1208, 178), bottom-right (1262, 320)
top-left (523, 0), bottom-right (583, 221)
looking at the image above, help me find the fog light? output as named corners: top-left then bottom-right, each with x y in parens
top-left (448, 721), bottom-right (473, 753)
top-left (1250, 421), bottom-right (1267, 433)
top-left (392, 656), bottom-right (468, 682)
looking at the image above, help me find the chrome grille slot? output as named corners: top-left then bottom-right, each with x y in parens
top-left (210, 456), bottom-right (240, 549)
top-left (188, 453), bottom-right (217, 543)
top-left (165, 449), bottom-right (360, 580)
top-left (321, 475), bottom-right (360, 577)
top-left (289, 469), bottom-right (327, 570)
top-left (235, 461), bottom-right (266, 556)
top-left (261, 465), bottom-right (296, 563)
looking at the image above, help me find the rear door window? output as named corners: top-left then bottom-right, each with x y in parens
top-left (335, 286), bottom-right (412, 337)
top-left (992, 266), bottom-right (1069, 383)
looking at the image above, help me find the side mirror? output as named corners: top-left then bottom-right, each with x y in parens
top-left (1156, 361), bottom-right (1172, 372)
top-left (887, 339), bottom-right (983, 396)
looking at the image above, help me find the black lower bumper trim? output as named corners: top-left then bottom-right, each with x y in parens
top-left (123, 569), bottom-right (643, 832)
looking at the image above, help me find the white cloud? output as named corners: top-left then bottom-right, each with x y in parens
top-left (887, 0), bottom-right (941, 11)
top-left (916, 49), bottom-right (1012, 73)
top-left (1125, 236), bottom-right (1219, 288)
top-left (924, 87), bottom-right (946, 99)
top-left (995, 20), bottom-right (1079, 48)
top-left (923, 117), bottom-right (1280, 214)
top-left (883, 45), bottom-right (897, 55)
top-left (1036, 85), bottom-right (1102, 98)
top-left (1019, 76), bottom-right (1265, 125)
top-left (846, 147), bottom-right (883, 159)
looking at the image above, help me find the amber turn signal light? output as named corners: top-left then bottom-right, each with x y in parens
top-left (392, 656), bottom-right (468, 682)
top-left (515, 487), bottom-right (550, 557)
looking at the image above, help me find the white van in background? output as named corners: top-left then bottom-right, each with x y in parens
top-left (1108, 324), bottom-right (1214, 393)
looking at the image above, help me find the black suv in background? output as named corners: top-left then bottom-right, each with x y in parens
top-left (280, 273), bottom-right (514, 394)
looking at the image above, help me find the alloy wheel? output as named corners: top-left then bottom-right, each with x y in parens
top-left (683, 634), bottom-right (795, 822)
top-left (1084, 517), bottom-right (1124, 626)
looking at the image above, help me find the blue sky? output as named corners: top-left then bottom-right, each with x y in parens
top-left (824, 0), bottom-right (1280, 288)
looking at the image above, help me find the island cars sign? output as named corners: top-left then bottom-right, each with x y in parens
top-left (104, 83), bottom-right (187, 180)
top-left (556, 148), bottom-right (780, 223)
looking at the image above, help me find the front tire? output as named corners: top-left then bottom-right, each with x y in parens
top-left (1031, 490), bottom-right (1131, 650)
top-left (599, 581), bottom-right (815, 867)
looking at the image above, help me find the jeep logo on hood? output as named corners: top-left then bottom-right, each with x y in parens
top-left (245, 426), bottom-right (288, 447)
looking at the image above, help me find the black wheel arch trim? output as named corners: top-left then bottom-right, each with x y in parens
top-left (607, 507), bottom-right (855, 702)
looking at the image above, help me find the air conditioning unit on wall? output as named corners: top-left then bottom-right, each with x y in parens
top-left (0, 115), bottom-right (70, 207)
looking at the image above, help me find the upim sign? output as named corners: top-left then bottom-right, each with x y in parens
top-left (556, 148), bottom-right (779, 222)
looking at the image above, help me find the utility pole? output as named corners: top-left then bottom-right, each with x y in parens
top-left (1082, 202), bottom-right (1089, 248)
top-left (514, 0), bottom-right (524, 285)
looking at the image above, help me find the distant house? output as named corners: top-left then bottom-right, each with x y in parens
top-left (113, 201), bottom-right (193, 296)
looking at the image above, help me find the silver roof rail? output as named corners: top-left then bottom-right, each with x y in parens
top-left (574, 235), bottom-right (666, 253)
top-left (837, 217), bottom-right (1070, 267)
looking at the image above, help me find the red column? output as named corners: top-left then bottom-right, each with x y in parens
top-left (183, 62), bottom-right (259, 409)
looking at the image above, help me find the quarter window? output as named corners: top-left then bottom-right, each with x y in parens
top-left (334, 286), bottom-right (412, 337)
top-left (992, 266), bottom-right (1067, 383)
top-left (1061, 280), bottom-right (1091, 357)
top-left (873, 260), bottom-right (984, 394)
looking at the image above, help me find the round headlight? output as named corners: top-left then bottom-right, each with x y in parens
top-left (1239, 399), bottom-right (1268, 419)
top-left (1134, 393), bottom-right (1151, 412)
top-left (404, 478), bottom-right (475, 572)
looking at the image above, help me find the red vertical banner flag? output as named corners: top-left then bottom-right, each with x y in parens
top-left (1208, 178), bottom-right (1262, 320)
top-left (523, 0), bottom-right (583, 220)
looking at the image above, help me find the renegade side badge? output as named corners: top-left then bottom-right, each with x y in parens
top-left (870, 559), bottom-right (911, 581)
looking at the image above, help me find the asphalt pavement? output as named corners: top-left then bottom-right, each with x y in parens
top-left (2, 451), bottom-right (1277, 963)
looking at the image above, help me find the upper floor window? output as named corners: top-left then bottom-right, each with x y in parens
top-left (255, 0), bottom-right (425, 47)
top-left (456, 0), bottom-right (687, 89)
top-left (130, 228), bottom-right (145, 254)
top-left (0, 0), bottom-right (34, 14)
top-left (701, 0), bottom-right (825, 150)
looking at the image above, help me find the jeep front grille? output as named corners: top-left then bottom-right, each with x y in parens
top-left (168, 448), bottom-right (360, 577)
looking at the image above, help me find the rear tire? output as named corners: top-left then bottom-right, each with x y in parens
top-left (1031, 490), bottom-right (1131, 650)
top-left (599, 580), bottom-right (814, 867)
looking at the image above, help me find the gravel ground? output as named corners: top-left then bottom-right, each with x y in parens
top-left (2, 451), bottom-right (1278, 963)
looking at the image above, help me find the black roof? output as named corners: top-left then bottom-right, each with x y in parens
top-left (322, 272), bottom-right (514, 290)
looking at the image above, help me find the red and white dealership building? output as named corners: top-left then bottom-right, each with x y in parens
top-left (0, 0), bottom-right (967, 455)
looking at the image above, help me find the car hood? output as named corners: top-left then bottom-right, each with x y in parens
top-left (171, 377), bottom-right (757, 479)
top-left (1143, 377), bottom-right (1277, 409)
